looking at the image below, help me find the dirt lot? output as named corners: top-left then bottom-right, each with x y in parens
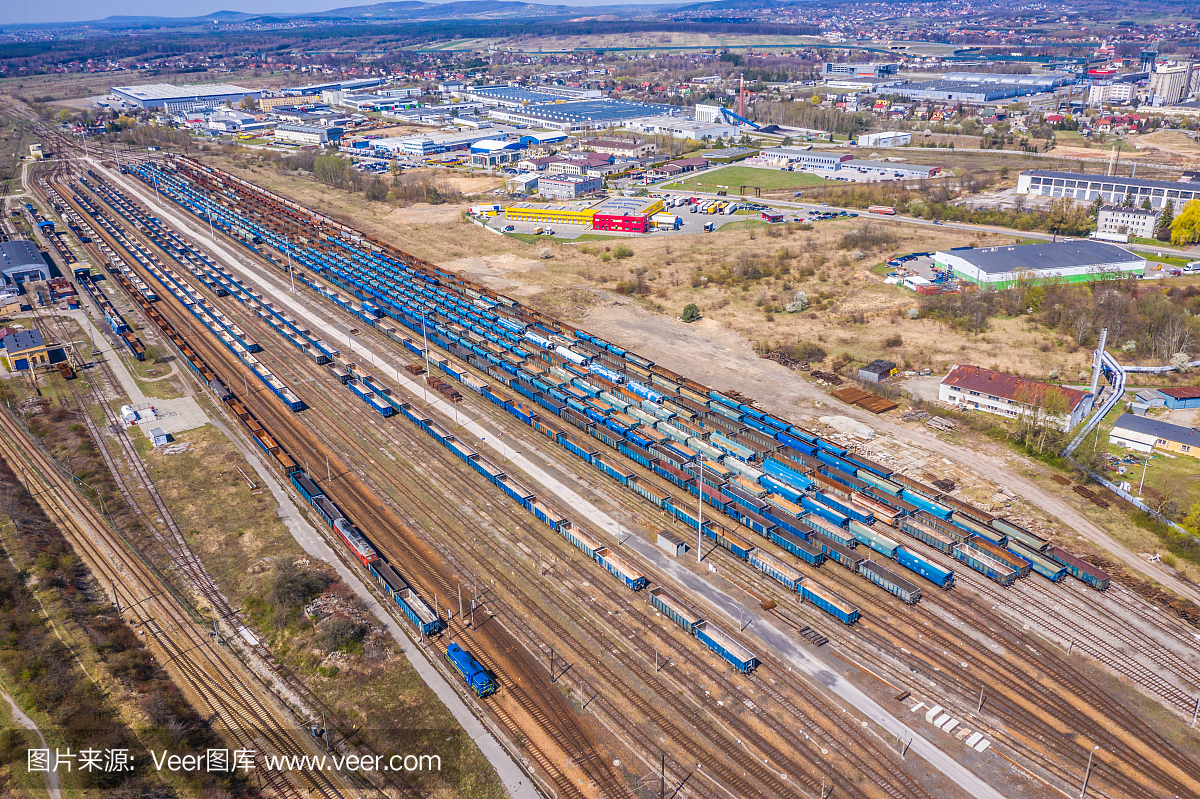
top-left (1130, 129), bottom-right (1200, 160)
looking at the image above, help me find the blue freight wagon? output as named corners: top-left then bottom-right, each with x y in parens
top-left (952, 545), bottom-right (1017, 586)
top-left (694, 621), bottom-right (759, 673)
top-left (992, 518), bottom-right (1048, 552)
top-left (703, 522), bottom-right (754, 560)
top-left (397, 587), bottom-right (444, 635)
top-left (749, 549), bottom-right (802, 592)
top-left (895, 548), bottom-right (955, 588)
top-left (649, 587), bottom-right (702, 634)
top-left (368, 559), bottom-right (407, 597)
top-left (801, 494), bottom-right (851, 528)
top-left (595, 547), bottom-right (648, 590)
top-left (813, 532), bottom-right (864, 572)
top-left (811, 490), bottom-right (873, 526)
top-left (800, 580), bottom-right (859, 625)
top-left (859, 559), bottom-right (921, 604)
top-left (1045, 546), bottom-right (1110, 590)
top-left (446, 643), bottom-right (497, 697)
top-left (900, 489), bottom-right (953, 520)
top-left (769, 528), bottom-right (826, 566)
top-left (1008, 540), bottom-right (1066, 583)
top-left (291, 473), bottom-right (324, 502)
top-left (848, 520), bottom-right (900, 559)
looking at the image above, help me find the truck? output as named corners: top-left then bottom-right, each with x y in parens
top-left (704, 222), bottom-right (716, 232)
top-left (652, 213), bottom-right (683, 230)
top-left (868, 205), bottom-right (896, 215)
top-left (532, 226), bottom-right (544, 235)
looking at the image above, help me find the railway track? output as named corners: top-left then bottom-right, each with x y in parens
top-left (88, 149), bottom-right (1200, 796)
top-left (0, 404), bottom-right (328, 799)
top-left (120, 194), bottom-right (960, 799)
top-left (82, 177), bottom-right (928, 799)
top-left (41, 166), bottom-right (420, 799)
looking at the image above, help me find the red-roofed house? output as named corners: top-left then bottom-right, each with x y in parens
top-left (938, 364), bottom-right (1093, 431)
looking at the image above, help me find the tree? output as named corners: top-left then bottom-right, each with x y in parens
top-left (1089, 196), bottom-right (1104, 219)
top-left (1158, 199), bottom-right (1176, 241)
top-left (239, 96), bottom-right (259, 112)
top-left (1122, 188), bottom-right (1135, 207)
top-left (1170, 199), bottom-right (1200, 246)
top-left (681, 303), bottom-right (701, 323)
top-left (1141, 196), bottom-right (1153, 211)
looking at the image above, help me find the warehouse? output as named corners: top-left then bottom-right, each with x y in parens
top-left (373, 129), bottom-right (498, 157)
top-left (591, 197), bottom-right (664, 233)
top-left (0, 241), bottom-right (50, 289)
top-left (856, 131), bottom-right (912, 147)
top-left (627, 116), bottom-right (740, 141)
top-left (844, 160), bottom-right (940, 179)
top-left (1017, 170), bottom-right (1200, 210)
top-left (274, 124), bottom-right (343, 146)
top-left (888, 80), bottom-right (1031, 102)
top-left (933, 241), bottom-right (1144, 288)
top-left (1156, 387), bottom-right (1200, 410)
top-left (504, 203), bottom-right (598, 226)
top-left (539, 174), bottom-right (601, 200)
top-left (490, 99), bottom-right (681, 132)
top-left (940, 364), bottom-right (1092, 431)
top-left (757, 149), bottom-right (851, 170)
top-left (110, 82), bottom-right (259, 111)
top-left (468, 140), bottom-right (524, 168)
top-left (1109, 414), bottom-right (1200, 457)
top-left (0, 329), bottom-right (53, 370)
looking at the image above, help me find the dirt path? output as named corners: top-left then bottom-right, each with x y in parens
top-left (0, 686), bottom-right (61, 799)
top-left (580, 300), bottom-right (1200, 605)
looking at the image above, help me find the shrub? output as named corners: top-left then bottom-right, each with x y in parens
top-left (681, 303), bottom-right (701, 323)
top-left (780, 341), bottom-right (826, 362)
top-left (883, 335), bottom-right (903, 348)
top-left (785, 291), bottom-right (808, 313)
top-left (613, 244), bottom-right (634, 259)
top-left (838, 224), bottom-right (897, 251)
top-left (316, 617), bottom-right (368, 653)
top-left (538, 247), bottom-right (553, 259)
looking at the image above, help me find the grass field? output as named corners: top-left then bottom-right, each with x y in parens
top-left (664, 165), bottom-right (833, 193)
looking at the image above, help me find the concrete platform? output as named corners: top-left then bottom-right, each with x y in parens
top-left (135, 396), bottom-right (208, 438)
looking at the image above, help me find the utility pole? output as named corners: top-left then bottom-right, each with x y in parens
top-left (977, 686), bottom-right (985, 712)
top-left (458, 584), bottom-right (463, 623)
top-left (1080, 746), bottom-right (1098, 799)
top-left (285, 234), bottom-right (295, 291)
top-left (696, 453), bottom-right (704, 563)
top-left (326, 453), bottom-right (331, 482)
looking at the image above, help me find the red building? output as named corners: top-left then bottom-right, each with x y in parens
top-left (590, 197), bottom-right (664, 233)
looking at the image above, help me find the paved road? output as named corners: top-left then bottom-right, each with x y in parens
top-left (112, 163), bottom-right (1016, 799)
top-left (104, 162), bottom-right (543, 799)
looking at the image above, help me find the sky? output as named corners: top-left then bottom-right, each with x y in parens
top-left (1, 0), bottom-right (636, 26)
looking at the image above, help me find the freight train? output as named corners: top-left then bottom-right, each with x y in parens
top-left (101, 158), bottom-right (1118, 688)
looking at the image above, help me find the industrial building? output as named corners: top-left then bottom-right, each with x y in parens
top-left (1096, 205), bottom-right (1159, 240)
top-left (519, 131), bottom-right (569, 148)
top-left (0, 241), bottom-right (50, 289)
top-left (110, 82), bottom-right (260, 111)
top-left (373, 129), bottom-right (499, 157)
top-left (1156, 387), bottom-right (1200, 410)
top-left (933, 241), bottom-right (1144, 288)
top-left (823, 62), bottom-right (900, 79)
top-left (856, 131), bottom-right (912, 147)
top-left (0, 329), bottom-right (53, 371)
top-left (273, 124), bottom-right (343, 146)
top-left (757, 149), bottom-right (851, 170)
top-left (626, 116), bottom-right (739, 141)
top-left (538, 174), bottom-right (601, 200)
top-left (940, 364), bottom-right (1092, 431)
top-left (1149, 62), bottom-right (1199, 105)
top-left (283, 78), bottom-right (383, 97)
top-left (580, 138), bottom-right (656, 158)
top-left (844, 160), bottom-right (940, 179)
top-left (504, 202), bottom-right (599, 226)
top-left (489, 99), bottom-right (682, 132)
top-left (888, 80), bottom-right (1033, 102)
top-left (1016, 170), bottom-right (1200, 210)
top-left (1109, 413), bottom-right (1200, 457)
top-left (591, 197), bottom-right (665, 233)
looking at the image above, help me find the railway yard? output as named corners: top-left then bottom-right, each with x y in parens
top-left (4, 126), bottom-right (1200, 799)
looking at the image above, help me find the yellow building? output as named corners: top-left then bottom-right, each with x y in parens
top-left (1, 329), bottom-right (53, 370)
top-left (504, 202), bottom-right (598, 226)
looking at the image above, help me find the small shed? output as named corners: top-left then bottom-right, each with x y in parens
top-left (858, 359), bottom-right (898, 383)
top-left (657, 529), bottom-right (689, 557)
top-left (149, 427), bottom-right (170, 447)
top-left (1157, 387), bottom-right (1200, 410)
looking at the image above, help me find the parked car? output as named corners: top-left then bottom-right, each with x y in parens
top-left (503, 225), bottom-right (515, 232)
